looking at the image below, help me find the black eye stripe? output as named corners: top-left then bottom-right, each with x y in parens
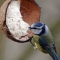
top-left (29, 27), bottom-right (37, 29)
top-left (29, 27), bottom-right (41, 30)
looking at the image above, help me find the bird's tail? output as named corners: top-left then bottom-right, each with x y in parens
top-left (53, 51), bottom-right (60, 60)
top-left (45, 46), bottom-right (60, 60)
top-left (39, 38), bottom-right (60, 60)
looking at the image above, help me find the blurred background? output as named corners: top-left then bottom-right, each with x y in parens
top-left (0, 0), bottom-right (60, 60)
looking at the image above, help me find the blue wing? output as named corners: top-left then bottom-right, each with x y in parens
top-left (39, 38), bottom-right (60, 60)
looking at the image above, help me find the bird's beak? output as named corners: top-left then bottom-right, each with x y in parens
top-left (29, 27), bottom-right (32, 30)
top-left (29, 27), bottom-right (33, 30)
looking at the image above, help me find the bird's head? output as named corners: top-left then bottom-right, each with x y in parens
top-left (29, 22), bottom-right (45, 35)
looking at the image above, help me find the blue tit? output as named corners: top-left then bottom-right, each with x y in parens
top-left (30, 34), bottom-right (47, 53)
top-left (29, 22), bottom-right (60, 60)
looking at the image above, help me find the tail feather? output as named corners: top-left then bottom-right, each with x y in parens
top-left (43, 43), bottom-right (60, 60)
top-left (39, 38), bottom-right (60, 60)
top-left (45, 47), bottom-right (60, 60)
top-left (53, 51), bottom-right (60, 60)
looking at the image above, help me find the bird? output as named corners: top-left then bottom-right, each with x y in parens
top-left (29, 22), bottom-right (60, 60)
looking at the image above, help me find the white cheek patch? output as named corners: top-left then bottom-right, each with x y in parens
top-left (6, 1), bottom-right (30, 39)
top-left (32, 29), bottom-right (42, 34)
